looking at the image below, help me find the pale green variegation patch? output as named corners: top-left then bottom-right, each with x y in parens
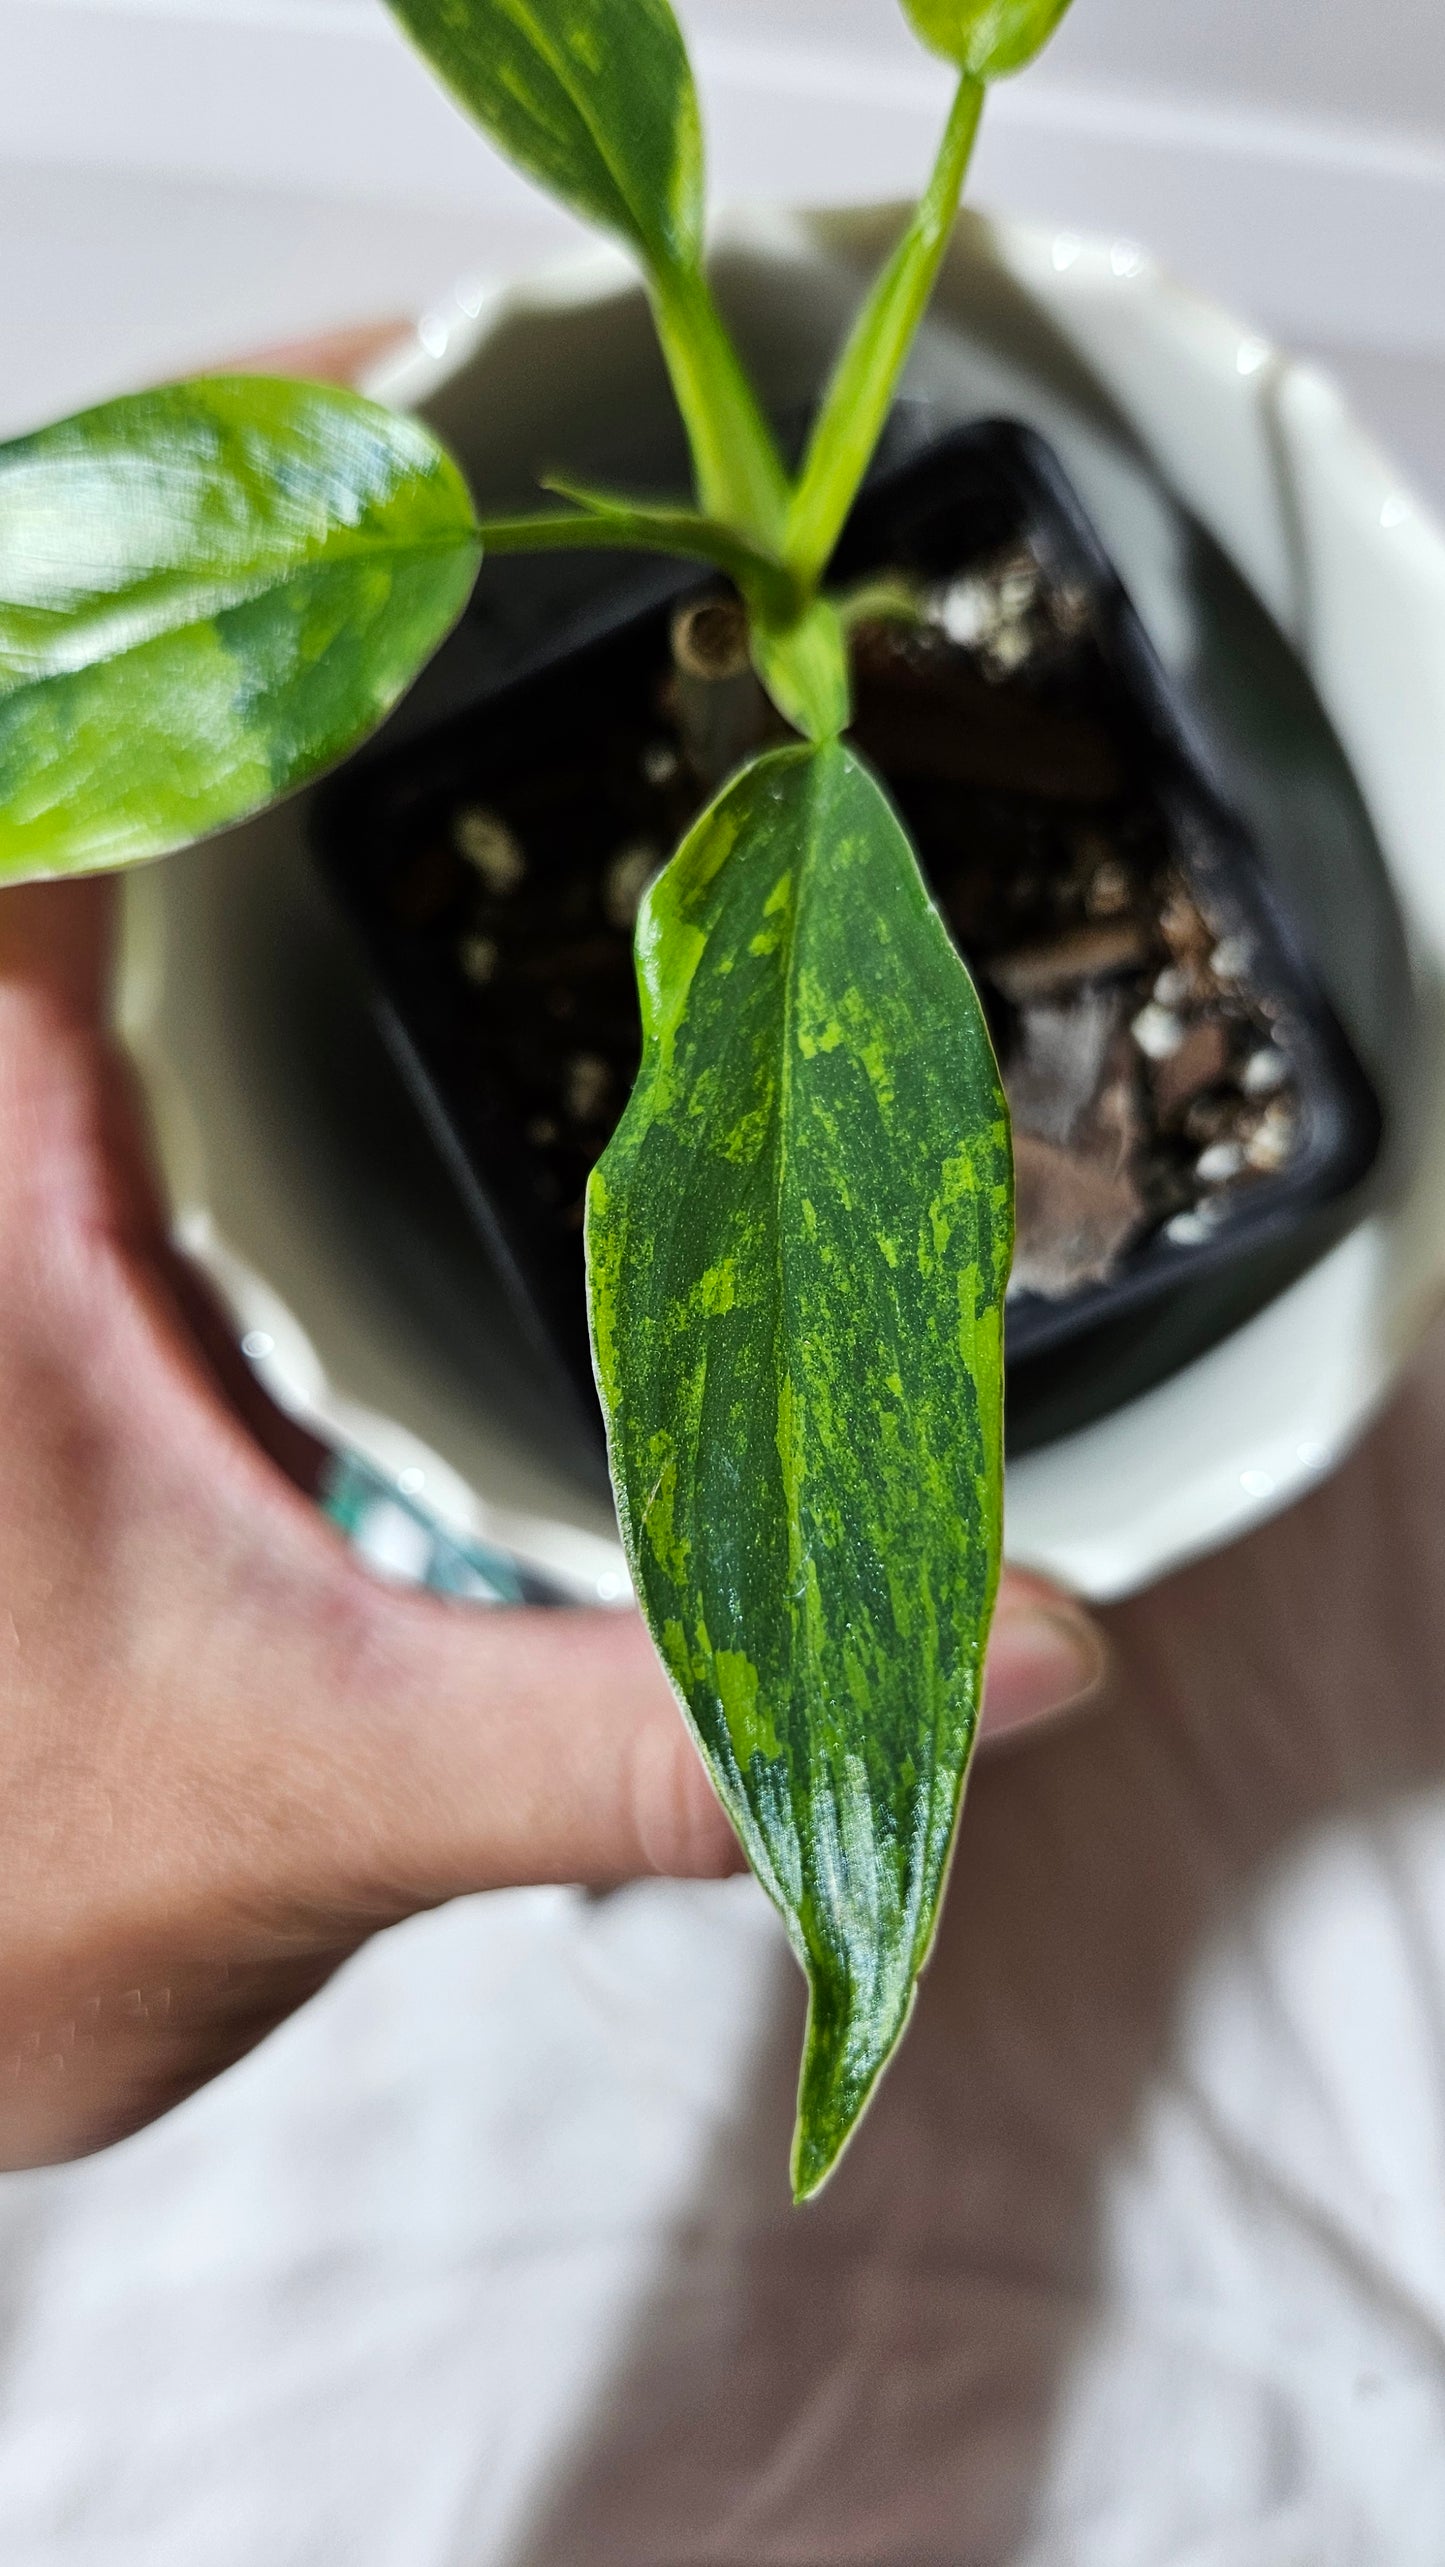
top-left (587, 742), bottom-right (1012, 2195)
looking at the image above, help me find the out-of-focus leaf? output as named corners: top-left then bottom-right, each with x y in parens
top-left (900, 0), bottom-right (1074, 79)
top-left (587, 741), bottom-right (1012, 2196)
top-left (383, 0), bottom-right (702, 273)
top-left (0, 377), bottom-right (479, 882)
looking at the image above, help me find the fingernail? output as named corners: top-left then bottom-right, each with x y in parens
top-left (983, 1602), bottom-right (1108, 1740)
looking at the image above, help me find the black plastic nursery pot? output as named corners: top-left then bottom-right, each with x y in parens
top-left (313, 417), bottom-right (1382, 1447)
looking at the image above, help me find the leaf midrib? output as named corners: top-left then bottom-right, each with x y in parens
top-left (0, 523), bottom-right (479, 698)
top-left (772, 747), bottom-right (956, 2003)
top-left (771, 746), bottom-right (826, 1866)
top-left (491, 0), bottom-right (686, 259)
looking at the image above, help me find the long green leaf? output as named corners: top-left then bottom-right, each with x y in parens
top-left (383, 0), bottom-right (702, 272)
top-left (786, 75), bottom-right (983, 584)
top-left (899, 0), bottom-right (1074, 78)
top-left (587, 741), bottom-right (1012, 2197)
top-left (0, 377), bottom-right (479, 882)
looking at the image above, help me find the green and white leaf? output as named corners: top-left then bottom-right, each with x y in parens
top-left (587, 740), bottom-right (1012, 2197)
top-left (0, 377), bottom-right (479, 883)
top-left (899, 0), bottom-right (1074, 78)
top-left (383, 0), bottom-right (702, 272)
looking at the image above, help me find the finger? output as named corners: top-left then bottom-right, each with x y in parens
top-left (320, 1592), bottom-right (745, 1909)
top-left (330, 1558), bottom-right (1107, 1914)
top-left (981, 1569), bottom-right (1108, 1742)
top-left (0, 876), bottom-right (115, 1019)
top-left (215, 318), bottom-right (415, 387)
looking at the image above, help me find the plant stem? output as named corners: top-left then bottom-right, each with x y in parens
top-left (750, 595), bottom-right (850, 743)
top-left (649, 259), bottom-right (792, 548)
top-left (785, 72), bottom-right (984, 583)
top-left (476, 500), bottom-right (796, 618)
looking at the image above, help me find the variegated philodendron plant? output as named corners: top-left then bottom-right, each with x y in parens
top-left (0, 0), bottom-right (1074, 2196)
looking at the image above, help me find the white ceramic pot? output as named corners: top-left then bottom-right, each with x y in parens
top-left (116, 207), bottom-right (1445, 1603)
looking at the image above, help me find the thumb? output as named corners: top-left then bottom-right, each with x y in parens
top-left (330, 1560), bottom-right (1106, 1919)
top-left (307, 1586), bottom-right (746, 1913)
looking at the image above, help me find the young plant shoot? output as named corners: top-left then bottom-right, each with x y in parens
top-left (0, 0), bottom-right (1075, 2195)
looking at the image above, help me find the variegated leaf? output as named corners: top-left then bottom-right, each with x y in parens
top-left (0, 377), bottom-right (479, 881)
top-left (587, 739), bottom-right (1012, 2196)
top-left (383, 0), bottom-right (703, 272)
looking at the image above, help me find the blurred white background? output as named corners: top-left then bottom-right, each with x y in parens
top-left (0, 0), bottom-right (1442, 488)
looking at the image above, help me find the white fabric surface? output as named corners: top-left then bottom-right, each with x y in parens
top-left (7, 1328), bottom-right (1445, 2560)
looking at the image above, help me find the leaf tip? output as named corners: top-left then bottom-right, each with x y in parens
top-left (788, 1964), bottom-right (916, 2204)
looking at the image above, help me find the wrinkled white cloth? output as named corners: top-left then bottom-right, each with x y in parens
top-left (6, 1326), bottom-right (1445, 2563)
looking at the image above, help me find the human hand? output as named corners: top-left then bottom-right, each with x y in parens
top-left (0, 311), bottom-right (1106, 2167)
top-left (0, 868), bottom-right (1103, 2171)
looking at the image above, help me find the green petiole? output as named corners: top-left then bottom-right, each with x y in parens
top-left (647, 258), bottom-right (793, 548)
top-left (630, 75), bottom-right (985, 740)
top-left (477, 488), bottom-right (801, 623)
top-left (785, 72), bottom-right (985, 585)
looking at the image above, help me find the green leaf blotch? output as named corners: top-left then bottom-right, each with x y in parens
top-left (0, 377), bottom-right (480, 881)
top-left (587, 741), bottom-right (1013, 2196)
